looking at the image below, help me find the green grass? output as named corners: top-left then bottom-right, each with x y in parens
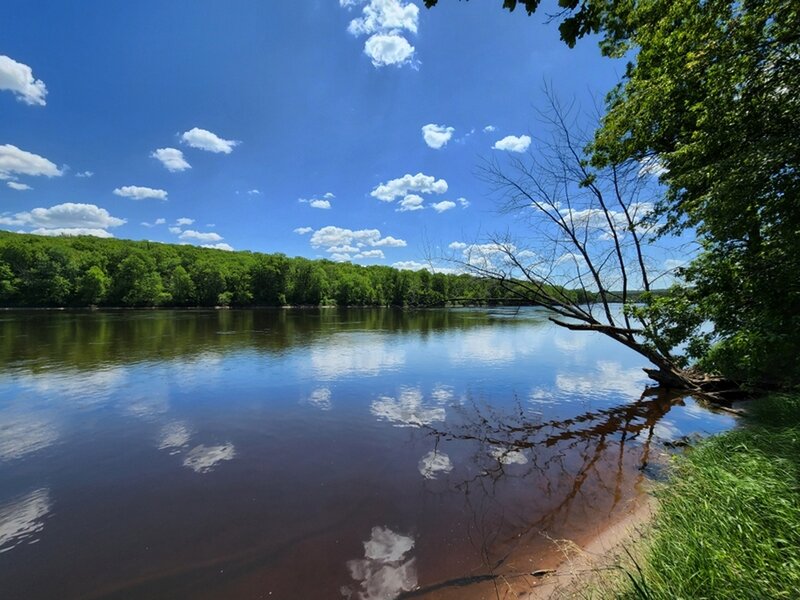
top-left (619, 394), bottom-right (800, 599)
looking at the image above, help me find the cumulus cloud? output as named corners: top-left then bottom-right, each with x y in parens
top-left (458, 197), bottom-right (470, 208)
top-left (201, 243), bottom-right (234, 251)
top-left (421, 124), bottom-right (454, 149)
top-left (294, 227), bottom-right (313, 235)
top-left (168, 226), bottom-right (182, 234)
top-left (483, 125), bottom-right (496, 132)
top-left (113, 185), bottom-right (168, 201)
top-left (175, 217), bottom-right (194, 226)
top-left (0, 144), bottom-right (62, 179)
top-left (0, 203), bottom-right (126, 238)
top-left (300, 192), bottom-right (334, 210)
top-left (346, 0), bottom-right (418, 36)
top-left (448, 241), bottom-right (468, 250)
top-left (0, 55), bottom-right (47, 105)
top-left (180, 127), bottom-right (238, 154)
top-left (141, 218), bottom-right (166, 227)
top-left (247, 189), bottom-right (260, 195)
top-left (371, 172), bottom-right (448, 203)
top-left (364, 34), bottom-right (416, 67)
top-left (310, 226), bottom-right (406, 249)
top-left (30, 227), bottom-right (114, 238)
top-left (307, 225), bottom-right (406, 261)
top-left (430, 200), bottom-right (455, 213)
top-left (151, 147), bottom-right (191, 172)
top-left (75, 170), bottom-right (93, 178)
top-left (493, 134), bottom-right (531, 153)
top-left (342, 0), bottom-right (419, 68)
top-left (638, 156), bottom-right (668, 178)
top-left (179, 230), bottom-right (223, 243)
top-left (396, 194), bottom-right (424, 212)
top-left (7, 181), bottom-right (31, 191)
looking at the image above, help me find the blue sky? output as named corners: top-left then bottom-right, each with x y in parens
top-left (0, 0), bottom-right (645, 272)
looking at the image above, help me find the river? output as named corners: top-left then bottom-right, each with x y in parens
top-left (0, 308), bottom-right (735, 599)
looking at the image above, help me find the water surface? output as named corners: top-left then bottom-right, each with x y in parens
top-left (0, 308), bottom-right (735, 599)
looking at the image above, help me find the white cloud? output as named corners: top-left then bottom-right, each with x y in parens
top-left (421, 123), bottom-right (454, 149)
top-left (151, 147), bottom-right (191, 172)
top-left (0, 203), bottom-right (125, 233)
top-left (396, 194), bottom-right (424, 212)
top-left (175, 217), bottom-right (194, 226)
top-left (307, 226), bottom-right (406, 261)
top-left (247, 189), bottom-right (260, 195)
top-left (483, 125), bottom-right (496, 132)
top-left (141, 218), bottom-right (166, 228)
top-left (168, 226), bottom-right (182, 234)
top-left (492, 134), bottom-right (531, 153)
top-left (300, 194), bottom-right (333, 209)
top-left (0, 144), bottom-right (62, 179)
top-left (392, 260), bottom-right (427, 271)
top-left (458, 197), bottom-right (470, 208)
top-left (448, 241), bottom-right (467, 250)
top-left (430, 200), bottom-right (455, 213)
top-left (346, 0), bottom-right (418, 36)
top-left (113, 185), bottom-right (168, 201)
top-left (180, 127), bottom-right (238, 154)
top-left (75, 170), bottom-right (93, 178)
top-left (355, 249), bottom-right (384, 259)
top-left (638, 156), bottom-right (668, 178)
top-left (30, 227), bottom-right (114, 238)
top-left (201, 243), bottom-right (234, 251)
top-left (371, 172), bottom-right (448, 202)
top-left (7, 181), bottom-right (31, 191)
top-left (179, 230), bottom-right (223, 243)
top-left (364, 34), bottom-right (416, 67)
top-left (343, 0), bottom-right (419, 69)
top-left (0, 55), bottom-right (47, 105)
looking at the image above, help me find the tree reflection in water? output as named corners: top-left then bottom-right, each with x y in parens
top-left (412, 388), bottom-right (683, 598)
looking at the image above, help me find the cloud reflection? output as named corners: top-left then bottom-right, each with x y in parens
top-left (344, 526), bottom-right (417, 600)
top-left (182, 443), bottom-right (236, 473)
top-left (371, 388), bottom-right (445, 428)
top-left (489, 446), bottom-right (528, 465)
top-left (418, 450), bottom-right (453, 480)
top-left (0, 489), bottom-right (51, 553)
top-left (157, 421), bottom-right (192, 454)
top-left (311, 334), bottom-right (405, 380)
top-left (0, 413), bottom-right (58, 462)
top-left (306, 387), bottom-right (332, 411)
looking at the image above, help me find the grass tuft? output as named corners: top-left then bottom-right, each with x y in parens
top-left (619, 394), bottom-right (800, 599)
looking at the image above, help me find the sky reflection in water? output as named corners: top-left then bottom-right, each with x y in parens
top-left (0, 308), bottom-right (737, 599)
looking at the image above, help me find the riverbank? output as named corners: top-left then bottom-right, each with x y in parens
top-left (585, 393), bottom-right (800, 599)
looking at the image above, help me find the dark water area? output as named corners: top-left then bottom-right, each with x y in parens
top-left (0, 308), bottom-right (735, 599)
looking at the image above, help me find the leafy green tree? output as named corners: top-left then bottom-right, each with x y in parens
top-left (591, 0), bottom-right (800, 384)
top-left (190, 261), bottom-right (227, 306)
top-left (0, 261), bottom-right (18, 304)
top-left (77, 266), bottom-right (110, 305)
top-left (168, 265), bottom-right (195, 306)
top-left (114, 254), bottom-right (167, 306)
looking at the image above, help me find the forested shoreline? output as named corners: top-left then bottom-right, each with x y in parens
top-left (0, 231), bottom-right (581, 308)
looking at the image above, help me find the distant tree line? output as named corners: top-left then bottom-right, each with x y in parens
top-left (0, 231), bottom-right (584, 308)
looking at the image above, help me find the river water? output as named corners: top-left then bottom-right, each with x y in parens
top-left (0, 308), bottom-right (735, 599)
